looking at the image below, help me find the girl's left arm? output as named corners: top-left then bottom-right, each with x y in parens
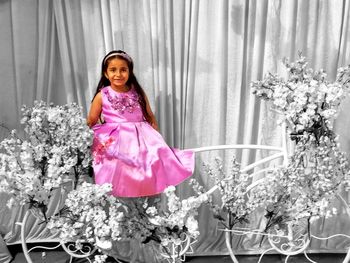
top-left (144, 94), bottom-right (159, 131)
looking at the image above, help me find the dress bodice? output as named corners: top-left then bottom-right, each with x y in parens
top-left (101, 86), bottom-right (144, 123)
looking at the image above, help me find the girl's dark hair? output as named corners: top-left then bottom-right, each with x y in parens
top-left (93, 50), bottom-right (152, 123)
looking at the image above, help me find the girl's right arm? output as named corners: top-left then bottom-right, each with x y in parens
top-left (87, 92), bottom-right (102, 128)
top-left (144, 93), bottom-right (159, 131)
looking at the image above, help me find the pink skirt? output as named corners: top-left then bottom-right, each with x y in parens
top-left (92, 122), bottom-right (194, 197)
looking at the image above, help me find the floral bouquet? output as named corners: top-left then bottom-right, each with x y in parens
top-left (250, 55), bottom-right (350, 231)
top-left (251, 54), bottom-right (350, 143)
top-left (48, 183), bottom-right (207, 262)
top-left (0, 101), bottom-right (93, 219)
top-left (114, 186), bottom-right (207, 261)
top-left (192, 157), bottom-right (258, 230)
top-left (143, 186), bottom-right (207, 247)
top-left (47, 183), bottom-right (125, 248)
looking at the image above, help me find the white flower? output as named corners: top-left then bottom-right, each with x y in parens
top-left (321, 109), bottom-right (337, 119)
top-left (6, 198), bottom-right (15, 209)
top-left (146, 206), bottom-right (157, 216)
top-left (47, 108), bottom-right (61, 122)
top-left (161, 237), bottom-right (170, 246)
top-left (164, 185), bottom-right (176, 195)
top-left (186, 216), bottom-right (199, 237)
top-left (95, 236), bottom-right (112, 250)
top-left (93, 255), bottom-right (108, 263)
top-left (148, 216), bottom-right (162, 226)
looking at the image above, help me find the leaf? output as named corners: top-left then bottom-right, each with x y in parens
top-left (264, 209), bottom-right (275, 219)
top-left (172, 225), bottom-right (180, 233)
top-left (142, 236), bottom-right (153, 244)
top-left (213, 213), bottom-right (225, 222)
top-left (239, 217), bottom-right (249, 224)
top-left (142, 230), bottom-right (161, 244)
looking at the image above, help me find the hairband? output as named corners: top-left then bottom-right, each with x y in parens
top-left (103, 52), bottom-right (133, 65)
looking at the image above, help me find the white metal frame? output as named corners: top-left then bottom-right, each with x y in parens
top-left (15, 178), bottom-right (98, 263)
top-left (15, 210), bottom-right (96, 263)
top-left (184, 122), bottom-right (350, 263)
top-left (189, 144), bottom-right (287, 263)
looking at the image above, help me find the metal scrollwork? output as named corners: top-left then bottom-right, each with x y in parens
top-left (156, 233), bottom-right (194, 263)
top-left (16, 209), bottom-right (96, 263)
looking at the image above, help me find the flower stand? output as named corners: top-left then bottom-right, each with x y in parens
top-left (190, 141), bottom-right (288, 263)
top-left (16, 208), bottom-right (96, 263)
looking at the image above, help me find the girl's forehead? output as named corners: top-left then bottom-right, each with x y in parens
top-left (107, 57), bottom-right (129, 68)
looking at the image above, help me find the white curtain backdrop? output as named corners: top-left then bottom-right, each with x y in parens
top-left (1, 0), bottom-right (350, 262)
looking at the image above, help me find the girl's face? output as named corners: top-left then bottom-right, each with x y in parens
top-left (104, 57), bottom-right (130, 90)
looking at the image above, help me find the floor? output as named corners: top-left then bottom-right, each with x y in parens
top-left (7, 244), bottom-right (347, 263)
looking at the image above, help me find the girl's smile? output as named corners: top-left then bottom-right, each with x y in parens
top-left (104, 58), bottom-right (130, 92)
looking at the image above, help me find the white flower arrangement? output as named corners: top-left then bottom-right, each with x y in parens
top-left (188, 56), bottom-right (350, 243)
top-left (250, 55), bottom-right (350, 230)
top-left (0, 101), bottom-right (93, 219)
top-left (48, 183), bottom-right (207, 262)
top-left (192, 157), bottom-right (258, 229)
top-left (47, 182), bottom-right (125, 248)
top-left (251, 55), bottom-right (350, 140)
top-left (146, 185), bottom-right (207, 246)
top-left (189, 55), bottom-right (350, 239)
top-left (249, 133), bottom-right (350, 230)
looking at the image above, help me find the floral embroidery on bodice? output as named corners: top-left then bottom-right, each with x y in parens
top-left (104, 88), bottom-right (140, 114)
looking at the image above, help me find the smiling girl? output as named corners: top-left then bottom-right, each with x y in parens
top-left (87, 50), bottom-right (194, 197)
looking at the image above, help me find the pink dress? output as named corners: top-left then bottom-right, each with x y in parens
top-left (92, 86), bottom-right (194, 197)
